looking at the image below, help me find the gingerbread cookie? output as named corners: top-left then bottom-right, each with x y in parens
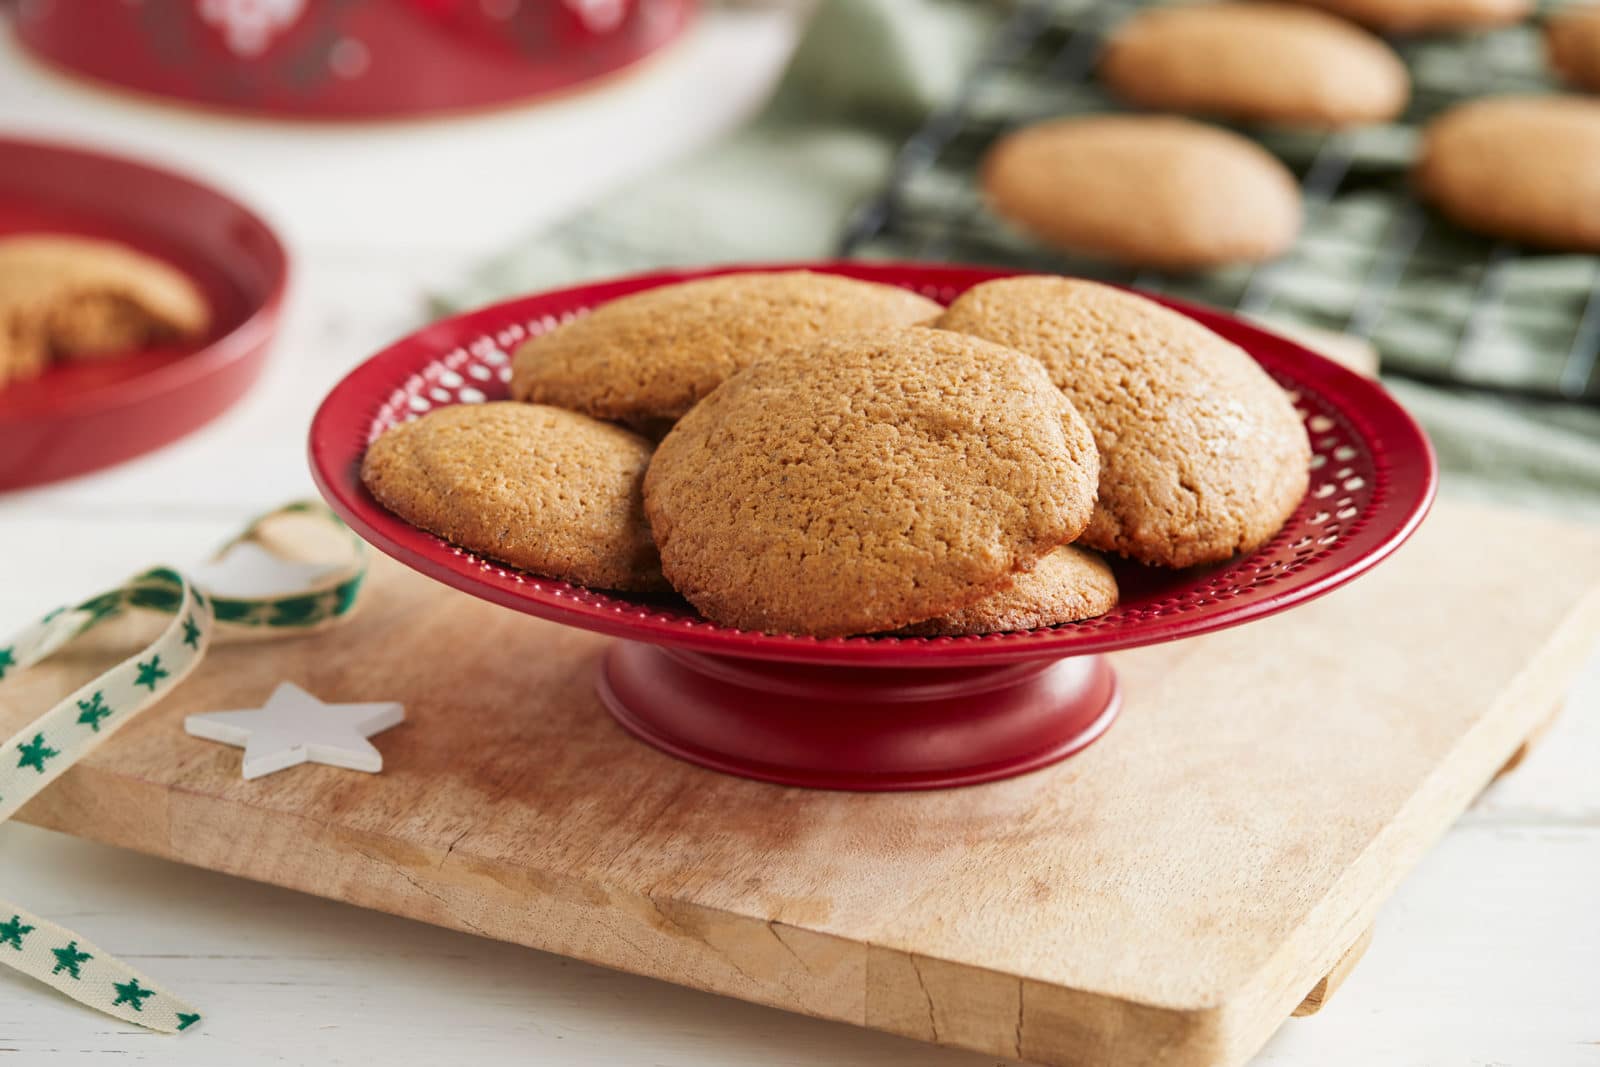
top-left (936, 277), bottom-right (1310, 568)
top-left (362, 401), bottom-right (667, 592)
top-left (981, 116), bottom-right (1301, 270)
top-left (1415, 95), bottom-right (1600, 250)
top-left (1287, 0), bottom-right (1529, 32)
top-left (1548, 6), bottom-right (1600, 91)
top-left (510, 271), bottom-right (941, 432)
top-left (643, 328), bottom-right (1099, 637)
top-left (900, 545), bottom-right (1118, 636)
top-left (1100, 3), bottom-right (1408, 128)
top-left (0, 235), bottom-right (209, 387)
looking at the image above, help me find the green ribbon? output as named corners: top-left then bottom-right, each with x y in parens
top-left (0, 501), bottom-right (368, 1033)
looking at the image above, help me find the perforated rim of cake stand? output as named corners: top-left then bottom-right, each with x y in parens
top-left (309, 261), bottom-right (1437, 667)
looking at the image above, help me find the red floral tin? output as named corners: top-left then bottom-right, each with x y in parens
top-left (10, 0), bottom-right (696, 121)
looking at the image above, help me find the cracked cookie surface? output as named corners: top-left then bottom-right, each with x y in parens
top-left (362, 401), bottom-right (667, 591)
top-left (900, 545), bottom-right (1118, 636)
top-left (510, 270), bottom-right (941, 432)
top-left (643, 328), bottom-right (1099, 637)
top-left (937, 277), bottom-right (1309, 568)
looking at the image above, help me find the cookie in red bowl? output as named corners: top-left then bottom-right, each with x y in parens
top-left (0, 137), bottom-right (287, 492)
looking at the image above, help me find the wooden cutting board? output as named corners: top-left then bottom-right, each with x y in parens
top-left (5, 498), bottom-right (1598, 1067)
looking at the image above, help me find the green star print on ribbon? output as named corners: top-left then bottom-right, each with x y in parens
top-left (0, 501), bottom-right (368, 1035)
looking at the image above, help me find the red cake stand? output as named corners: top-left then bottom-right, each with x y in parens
top-left (309, 262), bottom-right (1437, 791)
top-left (0, 137), bottom-right (287, 491)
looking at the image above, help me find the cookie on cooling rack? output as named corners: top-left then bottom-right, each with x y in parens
top-left (898, 545), bottom-right (1118, 637)
top-left (1415, 95), bottom-right (1600, 251)
top-left (1548, 6), bottom-right (1600, 91)
top-left (509, 271), bottom-right (941, 433)
top-left (0, 235), bottom-right (209, 387)
top-left (643, 328), bottom-right (1100, 638)
top-left (361, 401), bottom-right (669, 592)
top-left (936, 276), bottom-right (1310, 569)
top-left (1100, 3), bottom-right (1408, 128)
top-left (1285, 0), bottom-right (1528, 31)
top-left (981, 116), bottom-right (1301, 270)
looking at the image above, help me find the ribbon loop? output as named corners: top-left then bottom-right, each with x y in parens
top-left (0, 501), bottom-right (369, 1033)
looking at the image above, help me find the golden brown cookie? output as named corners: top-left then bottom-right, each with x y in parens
top-left (361, 401), bottom-right (667, 592)
top-left (1415, 95), bottom-right (1600, 250)
top-left (981, 116), bottom-right (1301, 270)
top-left (1100, 3), bottom-right (1409, 128)
top-left (1548, 6), bottom-right (1600, 90)
top-left (510, 271), bottom-right (941, 431)
top-left (1287, 0), bottom-right (1529, 31)
top-left (899, 545), bottom-right (1119, 636)
top-left (643, 328), bottom-right (1100, 637)
top-left (0, 235), bottom-right (209, 387)
top-left (936, 277), bottom-right (1310, 568)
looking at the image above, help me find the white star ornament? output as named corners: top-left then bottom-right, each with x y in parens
top-left (184, 682), bottom-right (403, 780)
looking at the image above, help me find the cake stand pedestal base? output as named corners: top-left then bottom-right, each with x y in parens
top-left (597, 642), bottom-right (1121, 791)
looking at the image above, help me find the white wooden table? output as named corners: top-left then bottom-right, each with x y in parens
top-left (2, 10), bottom-right (1598, 1065)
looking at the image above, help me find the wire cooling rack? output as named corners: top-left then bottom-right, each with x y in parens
top-left (838, 0), bottom-right (1600, 404)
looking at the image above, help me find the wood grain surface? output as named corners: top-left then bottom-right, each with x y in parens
top-left (4, 498), bottom-right (1597, 1067)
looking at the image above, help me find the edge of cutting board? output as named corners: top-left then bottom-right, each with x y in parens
top-left (8, 497), bottom-right (1600, 1067)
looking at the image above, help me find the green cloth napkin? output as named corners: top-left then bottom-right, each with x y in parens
top-left (445, 0), bottom-right (1600, 521)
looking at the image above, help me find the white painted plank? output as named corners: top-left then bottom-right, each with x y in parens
top-left (1257, 821), bottom-right (1600, 1066)
top-left (1469, 639), bottom-right (1600, 823)
top-left (0, 517), bottom-right (237, 630)
top-left (0, 823), bottom-right (1009, 1067)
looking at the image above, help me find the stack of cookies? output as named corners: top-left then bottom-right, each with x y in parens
top-left (983, 0), bottom-right (1600, 266)
top-left (362, 270), bottom-right (1310, 638)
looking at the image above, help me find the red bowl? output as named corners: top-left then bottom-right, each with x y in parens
top-left (310, 262), bottom-right (1437, 790)
top-left (10, 0), bottom-right (696, 121)
top-left (0, 137), bottom-right (288, 492)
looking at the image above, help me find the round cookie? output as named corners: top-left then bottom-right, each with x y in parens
top-left (510, 271), bottom-right (942, 432)
top-left (1100, 3), bottom-right (1409, 128)
top-left (899, 546), bottom-right (1118, 637)
top-left (1548, 8), bottom-right (1600, 93)
top-left (981, 116), bottom-right (1301, 270)
top-left (1415, 95), bottom-right (1600, 251)
top-left (643, 328), bottom-right (1100, 637)
top-left (1287, 0), bottom-right (1529, 31)
top-left (936, 277), bottom-right (1310, 568)
top-left (361, 401), bottom-right (667, 592)
top-left (0, 235), bottom-right (209, 388)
